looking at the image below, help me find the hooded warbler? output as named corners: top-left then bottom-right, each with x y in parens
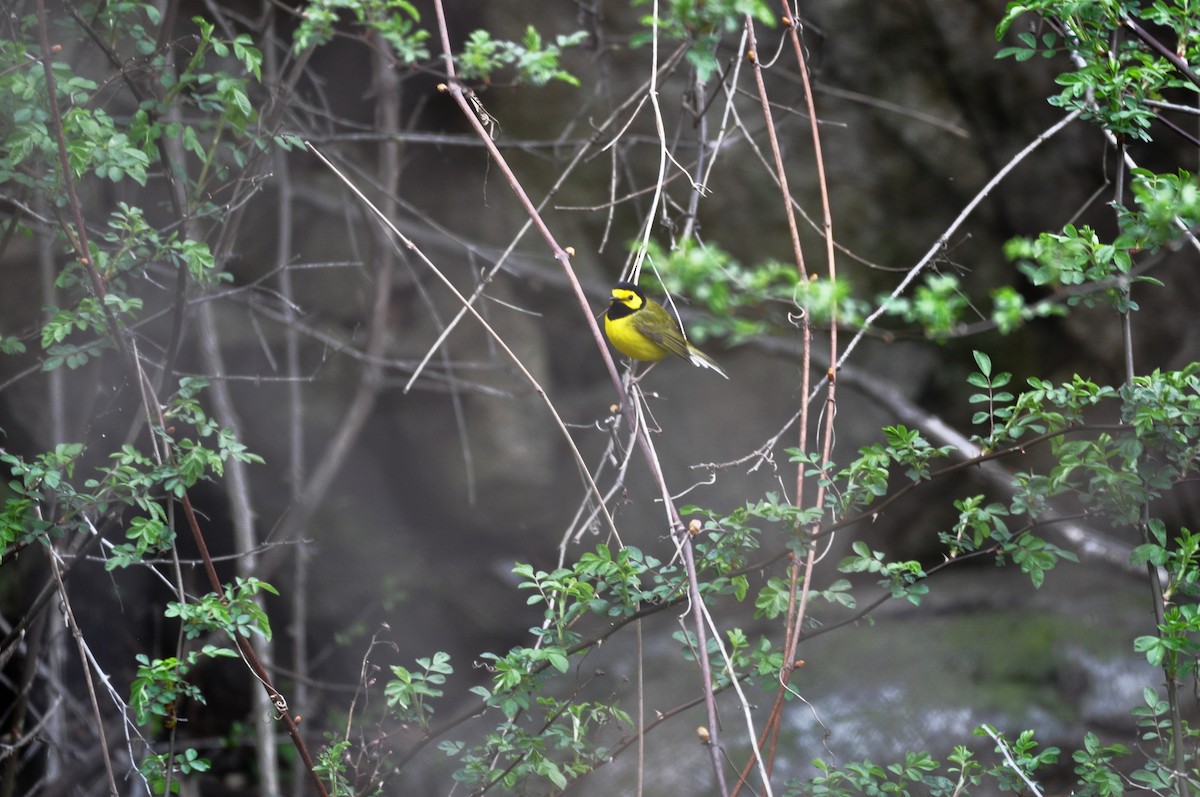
top-left (604, 281), bottom-right (728, 379)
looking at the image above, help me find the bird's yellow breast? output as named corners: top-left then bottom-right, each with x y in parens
top-left (604, 311), bottom-right (669, 362)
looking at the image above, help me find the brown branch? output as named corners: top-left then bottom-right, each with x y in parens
top-left (740, 7), bottom-right (841, 791)
top-left (35, 0), bottom-right (132, 370)
top-left (58, 0), bottom-right (196, 388)
top-left (428, 3), bottom-right (730, 793)
top-left (33, 4), bottom-right (329, 792)
top-left (178, 493), bottom-right (328, 794)
top-left (780, 0), bottom-right (841, 721)
top-left (47, 549), bottom-right (120, 796)
top-left (1123, 16), bottom-right (1200, 92)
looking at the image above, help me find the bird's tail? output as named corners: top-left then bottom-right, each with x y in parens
top-left (687, 346), bottom-right (729, 379)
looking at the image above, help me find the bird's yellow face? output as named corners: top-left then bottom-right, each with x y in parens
top-left (607, 285), bottom-right (645, 319)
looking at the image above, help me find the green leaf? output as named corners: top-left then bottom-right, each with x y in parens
top-left (973, 350), bottom-right (992, 377)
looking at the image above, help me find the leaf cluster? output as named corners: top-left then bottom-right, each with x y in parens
top-left (997, 1), bottom-right (1200, 140)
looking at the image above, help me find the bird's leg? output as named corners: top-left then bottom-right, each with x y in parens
top-left (628, 360), bottom-right (658, 385)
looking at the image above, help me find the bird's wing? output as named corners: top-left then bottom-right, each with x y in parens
top-left (633, 312), bottom-right (691, 359)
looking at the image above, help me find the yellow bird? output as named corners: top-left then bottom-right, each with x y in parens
top-left (603, 282), bottom-right (728, 379)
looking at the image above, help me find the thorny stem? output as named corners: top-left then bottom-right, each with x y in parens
top-left (738, 8), bottom-right (845, 790)
top-left (32, 3), bottom-right (329, 792)
top-left (738, 17), bottom-right (813, 793)
top-left (427, 1), bottom-right (731, 793)
top-left (744, 24), bottom-right (807, 283)
top-left (47, 551), bottom-right (119, 796)
top-left (178, 493), bottom-right (328, 793)
top-left (831, 109), bottom-right (1082, 378)
top-left (1061, 16), bottom-right (1193, 791)
top-left (403, 41), bottom-right (690, 393)
top-left (1114, 144), bottom-right (1187, 797)
top-left (780, 0), bottom-right (841, 700)
top-left (35, 0), bottom-right (131, 370)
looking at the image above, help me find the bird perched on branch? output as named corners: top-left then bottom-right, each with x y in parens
top-left (603, 281), bottom-right (727, 379)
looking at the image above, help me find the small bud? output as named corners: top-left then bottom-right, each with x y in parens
top-left (687, 518), bottom-right (703, 538)
top-left (564, 246), bottom-right (576, 257)
top-left (696, 725), bottom-right (711, 744)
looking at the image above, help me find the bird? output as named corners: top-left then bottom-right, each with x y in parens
top-left (603, 281), bottom-right (728, 378)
